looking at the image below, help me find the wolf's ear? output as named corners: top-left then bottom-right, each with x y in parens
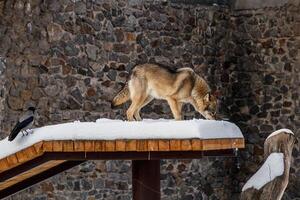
top-left (204, 93), bottom-right (210, 102)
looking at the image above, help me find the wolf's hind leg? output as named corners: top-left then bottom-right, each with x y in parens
top-left (131, 95), bottom-right (149, 121)
top-left (166, 98), bottom-right (182, 120)
top-left (134, 96), bottom-right (153, 121)
top-left (126, 76), bottom-right (146, 121)
top-left (127, 101), bottom-right (139, 121)
top-left (127, 94), bottom-right (148, 121)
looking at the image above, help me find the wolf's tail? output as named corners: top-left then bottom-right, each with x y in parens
top-left (111, 84), bottom-right (130, 108)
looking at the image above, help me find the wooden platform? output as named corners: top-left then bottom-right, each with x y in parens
top-left (0, 138), bottom-right (244, 199)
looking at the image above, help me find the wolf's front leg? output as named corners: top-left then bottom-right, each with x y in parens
top-left (126, 109), bottom-right (135, 121)
top-left (167, 98), bottom-right (182, 120)
top-left (134, 111), bottom-right (142, 121)
top-left (126, 105), bottom-right (136, 121)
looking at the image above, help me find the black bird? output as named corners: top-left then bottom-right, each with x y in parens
top-left (8, 107), bottom-right (36, 142)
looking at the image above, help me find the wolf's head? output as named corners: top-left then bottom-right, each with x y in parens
top-left (202, 93), bottom-right (218, 120)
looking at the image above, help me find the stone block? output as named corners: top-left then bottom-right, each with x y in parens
top-left (7, 96), bottom-right (24, 110)
top-left (86, 45), bottom-right (99, 61)
top-left (47, 23), bottom-right (64, 42)
top-left (293, 23), bottom-right (300, 36)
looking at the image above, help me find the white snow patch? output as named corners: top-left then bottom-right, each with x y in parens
top-left (242, 153), bottom-right (284, 191)
top-left (0, 118), bottom-right (243, 160)
top-left (267, 129), bottom-right (294, 139)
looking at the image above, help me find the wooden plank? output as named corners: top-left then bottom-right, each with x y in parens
top-left (201, 139), bottom-right (245, 150)
top-left (14, 152), bottom-right (25, 164)
top-left (23, 146), bottom-right (37, 160)
top-left (158, 140), bottom-right (170, 151)
top-left (232, 138), bottom-right (245, 148)
top-left (84, 141), bottom-right (95, 151)
top-left (191, 139), bottom-right (202, 151)
top-left (0, 160), bottom-right (66, 190)
top-left (43, 141), bottom-right (53, 152)
top-left (202, 139), bottom-right (216, 151)
top-left (94, 141), bottom-right (105, 151)
top-left (34, 142), bottom-right (44, 155)
top-left (115, 140), bottom-right (126, 151)
top-left (181, 140), bottom-right (192, 151)
top-left (220, 139), bottom-right (229, 149)
top-left (148, 140), bottom-right (158, 151)
top-left (195, 138), bottom-right (244, 150)
top-left (170, 140), bottom-right (181, 151)
top-left (137, 140), bottom-right (148, 151)
top-left (0, 159), bottom-right (9, 172)
top-left (74, 141), bottom-right (85, 152)
top-left (126, 140), bottom-right (137, 151)
top-left (203, 139), bottom-right (221, 150)
top-left (52, 141), bottom-right (63, 152)
top-left (105, 141), bottom-right (115, 151)
top-left (63, 141), bottom-right (74, 152)
top-left (6, 154), bottom-right (19, 168)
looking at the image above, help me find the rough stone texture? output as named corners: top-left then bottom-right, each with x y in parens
top-left (0, 0), bottom-right (299, 200)
top-left (227, 4), bottom-right (300, 200)
top-left (233, 0), bottom-right (289, 10)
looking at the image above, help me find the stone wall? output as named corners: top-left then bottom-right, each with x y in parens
top-left (0, 0), bottom-right (299, 199)
top-left (228, 3), bottom-right (300, 199)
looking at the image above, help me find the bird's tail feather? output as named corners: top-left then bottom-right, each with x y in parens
top-left (8, 123), bottom-right (21, 141)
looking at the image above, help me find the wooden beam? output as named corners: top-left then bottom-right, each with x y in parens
top-left (0, 149), bottom-right (236, 183)
top-left (0, 161), bottom-right (84, 199)
top-left (0, 155), bottom-right (50, 182)
top-left (0, 160), bottom-right (66, 190)
top-left (132, 160), bottom-right (160, 200)
top-left (0, 138), bottom-right (244, 173)
top-left (42, 149), bottom-right (236, 160)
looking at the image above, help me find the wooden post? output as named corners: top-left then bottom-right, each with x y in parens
top-left (241, 130), bottom-right (297, 200)
top-left (132, 160), bottom-right (160, 200)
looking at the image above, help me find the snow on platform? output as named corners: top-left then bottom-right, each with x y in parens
top-left (0, 119), bottom-right (243, 160)
top-left (242, 152), bottom-right (284, 191)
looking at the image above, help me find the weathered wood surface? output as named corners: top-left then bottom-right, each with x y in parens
top-left (241, 130), bottom-right (297, 200)
top-left (0, 160), bottom-right (65, 190)
top-left (0, 138), bottom-right (244, 174)
top-left (0, 137), bottom-right (244, 198)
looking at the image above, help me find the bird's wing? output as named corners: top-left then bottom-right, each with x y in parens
top-left (17, 116), bottom-right (34, 130)
top-left (8, 116), bottom-right (34, 141)
top-left (19, 110), bottom-right (34, 122)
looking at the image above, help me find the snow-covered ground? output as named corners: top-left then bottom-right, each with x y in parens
top-left (0, 119), bottom-right (243, 159)
top-left (242, 152), bottom-right (284, 191)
